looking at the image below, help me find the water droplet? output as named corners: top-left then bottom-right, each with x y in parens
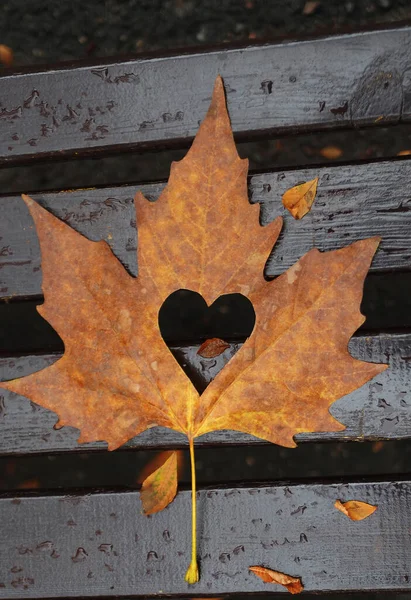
top-left (98, 544), bottom-right (113, 554)
top-left (36, 541), bottom-right (54, 552)
top-left (10, 566), bottom-right (22, 574)
top-left (72, 548), bottom-right (88, 563)
top-left (16, 546), bottom-right (32, 555)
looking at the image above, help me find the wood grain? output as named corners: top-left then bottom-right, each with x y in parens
top-left (1, 157), bottom-right (411, 301)
top-left (0, 332), bottom-right (409, 455)
top-left (0, 480), bottom-right (409, 597)
top-left (1, 27), bottom-right (411, 164)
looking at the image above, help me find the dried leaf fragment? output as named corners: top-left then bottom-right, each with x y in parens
top-left (397, 150), bottom-right (411, 156)
top-left (282, 177), bottom-right (319, 219)
top-left (140, 451), bottom-right (178, 515)
top-left (334, 499), bottom-right (377, 521)
top-left (137, 450), bottom-right (183, 484)
top-left (0, 45), bottom-right (13, 67)
top-left (250, 566), bottom-right (303, 594)
top-left (197, 338), bottom-right (230, 358)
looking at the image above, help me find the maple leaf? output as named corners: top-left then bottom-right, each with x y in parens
top-left (0, 76), bottom-right (387, 584)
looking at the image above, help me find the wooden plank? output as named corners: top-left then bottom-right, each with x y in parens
top-left (1, 27), bottom-right (411, 164)
top-left (1, 157), bottom-right (411, 301)
top-left (0, 479), bottom-right (409, 597)
top-left (0, 332), bottom-right (410, 455)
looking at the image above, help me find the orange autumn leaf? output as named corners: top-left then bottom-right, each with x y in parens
top-left (282, 177), bottom-right (319, 219)
top-left (0, 45), bottom-right (13, 67)
top-left (320, 145), bottom-right (343, 160)
top-left (334, 499), bottom-right (377, 521)
top-left (140, 451), bottom-right (178, 515)
top-left (17, 478), bottom-right (40, 490)
top-left (0, 76), bottom-right (387, 583)
top-left (250, 566), bottom-right (303, 594)
top-left (197, 338), bottom-right (230, 358)
top-left (397, 150), bottom-right (411, 156)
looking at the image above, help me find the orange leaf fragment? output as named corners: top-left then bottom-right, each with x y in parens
top-left (334, 499), bottom-right (377, 521)
top-left (282, 177), bottom-right (319, 219)
top-left (140, 451), bottom-right (178, 515)
top-left (397, 150), bottom-right (411, 156)
top-left (0, 45), bottom-right (13, 67)
top-left (250, 566), bottom-right (303, 594)
top-left (198, 337), bottom-right (230, 358)
top-left (320, 145), bottom-right (343, 160)
top-left (137, 449), bottom-right (184, 484)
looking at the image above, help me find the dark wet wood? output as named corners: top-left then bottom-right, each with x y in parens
top-left (0, 332), bottom-right (409, 455)
top-left (2, 157), bottom-right (411, 301)
top-left (0, 479), bottom-right (409, 597)
top-left (1, 27), bottom-right (411, 164)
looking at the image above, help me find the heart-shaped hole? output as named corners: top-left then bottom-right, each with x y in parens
top-left (159, 290), bottom-right (255, 394)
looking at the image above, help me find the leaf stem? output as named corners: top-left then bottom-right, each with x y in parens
top-left (185, 437), bottom-right (199, 584)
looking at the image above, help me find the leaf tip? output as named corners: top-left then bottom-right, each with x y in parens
top-left (211, 74), bottom-right (227, 108)
top-left (21, 193), bottom-right (34, 206)
top-left (214, 73), bottom-right (224, 90)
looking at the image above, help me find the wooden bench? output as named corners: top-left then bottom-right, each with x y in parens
top-left (1, 25), bottom-right (411, 597)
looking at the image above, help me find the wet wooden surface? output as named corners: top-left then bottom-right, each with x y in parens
top-left (1, 157), bottom-right (411, 301)
top-left (0, 332), bottom-right (409, 455)
top-left (1, 27), bottom-right (411, 164)
top-left (0, 479), bottom-right (409, 597)
top-left (1, 25), bottom-right (411, 600)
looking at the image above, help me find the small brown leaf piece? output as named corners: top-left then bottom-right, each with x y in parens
top-left (334, 499), bottom-right (377, 521)
top-left (250, 566), bottom-right (303, 594)
top-left (198, 338), bottom-right (230, 358)
top-left (0, 45), bottom-right (13, 67)
top-left (282, 177), bottom-right (319, 219)
top-left (140, 451), bottom-right (178, 515)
